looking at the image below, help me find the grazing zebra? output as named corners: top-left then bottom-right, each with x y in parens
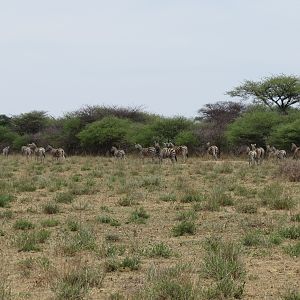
top-left (291, 143), bottom-right (300, 159)
top-left (2, 146), bottom-right (10, 157)
top-left (248, 150), bottom-right (257, 166)
top-left (45, 145), bottom-right (66, 161)
top-left (155, 142), bottom-right (177, 164)
top-left (207, 142), bottom-right (219, 160)
top-left (135, 144), bottom-right (156, 162)
top-left (111, 146), bottom-right (126, 159)
top-left (28, 143), bottom-right (46, 162)
top-left (250, 144), bottom-right (265, 164)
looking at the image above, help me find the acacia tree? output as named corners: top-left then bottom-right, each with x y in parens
top-left (227, 75), bottom-right (300, 114)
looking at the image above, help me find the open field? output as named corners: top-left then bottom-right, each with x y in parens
top-left (0, 155), bottom-right (299, 299)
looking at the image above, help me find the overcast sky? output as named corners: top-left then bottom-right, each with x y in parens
top-left (1, 1), bottom-right (299, 118)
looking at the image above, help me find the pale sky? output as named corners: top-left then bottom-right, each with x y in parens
top-left (1, 1), bottom-right (299, 118)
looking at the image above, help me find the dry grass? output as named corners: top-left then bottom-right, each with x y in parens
top-left (0, 155), bottom-right (299, 299)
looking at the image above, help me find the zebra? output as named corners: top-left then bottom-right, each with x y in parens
top-left (248, 150), bottom-right (257, 166)
top-left (235, 145), bottom-right (250, 156)
top-left (250, 144), bottom-right (265, 164)
top-left (21, 146), bottom-right (33, 159)
top-left (134, 144), bottom-right (156, 162)
top-left (163, 142), bottom-right (188, 162)
top-left (111, 146), bottom-right (126, 159)
top-left (291, 143), bottom-right (300, 159)
top-left (155, 142), bottom-right (177, 164)
top-left (207, 142), bottom-right (219, 160)
top-left (2, 146), bottom-right (10, 157)
top-left (28, 143), bottom-right (46, 162)
top-left (45, 145), bottom-right (66, 161)
top-left (267, 145), bottom-right (287, 160)
top-left (174, 145), bottom-right (188, 162)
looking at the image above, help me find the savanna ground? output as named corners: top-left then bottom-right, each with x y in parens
top-left (0, 154), bottom-right (299, 300)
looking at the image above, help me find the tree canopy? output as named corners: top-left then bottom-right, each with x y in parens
top-left (227, 75), bottom-right (300, 114)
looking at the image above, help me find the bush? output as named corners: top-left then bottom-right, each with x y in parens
top-left (53, 266), bottom-right (105, 300)
top-left (279, 161), bottom-right (300, 182)
top-left (144, 243), bottom-right (172, 258)
top-left (55, 192), bottom-right (74, 204)
top-left (14, 219), bottom-right (35, 230)
top-left (172, 221), bottom-right (196, 237)
top-left (0, 194), bottom-right (14, 208)
top-left (128, 208), bottom-right (149, 224)
top-left (43, 202), bottom-right (60, 214)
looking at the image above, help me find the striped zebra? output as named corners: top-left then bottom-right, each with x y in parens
top-left (28, 143), bottom-right (46, 162)
top-left (135, 144), bottom-right (156, 162)
top-left (207, 142), bottom-right (219, 160)
top-left (250, 144), bottom-right (265, 164)
top-left (163, 142), bottom-right (188, 162)
top-left (291, 143), bottom-right (300, 159)
top-left (111, 146), bottom-right (126, 159)
top-left (267, 145), bottom-right (287, 160)
top-left (21, 146), bottom-right (32, 159)
top-left (45, 145), bottom-right (66, 161)
top-left (155, 142), bottom-right (177, 164)
top-left (248, 150), bottom-right (257, 166)
top-left (175, 145), bottom-right (188, 162)
top-left (2, 146), bottom-right (10, 157)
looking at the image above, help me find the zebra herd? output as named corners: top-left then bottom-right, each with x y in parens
top-left (3, 143), bottom-right (66, 161)
top-left (2, 142), bottom-right (300, 165)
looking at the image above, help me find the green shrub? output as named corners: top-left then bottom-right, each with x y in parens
top-left (172, 221), bottom-right (196, 237)
top-left (43, 202), bottom-right (60, 214)
top-left (55, 192), bottom-right (74, 204)
top-left (0, 194), bottom-right (14, 208)
top-left (14, 219), bottom-right (35, 230)
top-left (128, 208), bottom-right (149, 224)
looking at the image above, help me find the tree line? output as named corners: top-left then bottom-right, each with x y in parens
top-left (1, 74), bottom-right (300, 154)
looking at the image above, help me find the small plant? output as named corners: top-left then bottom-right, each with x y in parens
top-left (53, 266), bottom-right (105, 300)
top-left (176, 210), bottom-right (197, 222)
top-left (181, 190), bottom-right (204, 203)
top-left (144, 242), bottom-right (172, 258)
top-left (159, 193), bottom-right (176, 202)
top-left (242, 231), bottom-right (264, 246)
top-left (0, 194), bottom-right (14, 208)
top-left (128, 207), bottom-right (149, 224)
top-left (0, 210), bottom-right (13, 219)
top-left (105, 259), bottom-right (120, 272)
top-left (41, 219), bottom-right (60, 228)
top-left (15, 230), bottom-right (50, 252)
top-left (14, 219), bottom-right (35, 230)
top-left (281, 289), bottom-right (300, 300)
top-left (60, 228), bottom-right (97, 256)
top-left (118, 196), bottom-right (136, 207)
top-left (67, 219), bottom-right (80, 231)
top-left (134, 264), bottom-right (199, 299)
top-left (279, 225), bottom-right (300, 240)
top-left (284, 242), bottom-right (300, 258)
top-left (268, 232), bottom-right (283, 245)
top-left (236, 203), bottom-right (258, 214)
top-left (172, 220), bottom-right (196, 237)
top-left (202, 237), bottom-right (245, 299)
top-left (97, 215), bottom-right (121, 227)
top-left (120, 256), bottom-right (141, 271)
top-left (55, 191), bottom-right (74, 204)
top-left (43, 202), bottom-right (60, 214)
top-left (291, 214), bottom-right (300, 222)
